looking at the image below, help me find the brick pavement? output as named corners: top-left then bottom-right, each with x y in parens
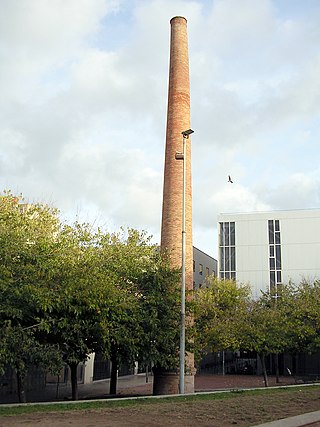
top-left (0, 373), bottom-right (303, 404)
top-left (195, 373), bottom-right (296, 391)
top-left (108, 373), bottom-right (297, 398)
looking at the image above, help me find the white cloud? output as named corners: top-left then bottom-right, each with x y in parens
top-left (1, 0), bottom-right (320, 260)
top-left (0, 128), bottom-right (27, 173)
top-left (207, 0), bottom-right (276, 56)
top-left (262, 172), bottom-right (320, 209)
top-left (0, 0), bottom-right (120, 102)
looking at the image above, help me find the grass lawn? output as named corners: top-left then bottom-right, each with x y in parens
top-left (0, 385), bottom-right (319, 426)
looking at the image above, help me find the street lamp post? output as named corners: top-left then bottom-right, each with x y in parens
top-left (176, 128), bottom-right (194, 394)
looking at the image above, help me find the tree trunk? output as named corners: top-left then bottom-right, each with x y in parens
top-left (69, 362), bottom-right (79, 400)
top-left (110, 346), bottom-right (118, 395)
top-left (259, 353), bottom-right (269, 387)
top-left (16, 368), bottom-right (27, 403)
top-left (275, 353), bottom-right (280, 383)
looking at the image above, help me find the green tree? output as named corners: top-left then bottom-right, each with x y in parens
top-left (283, 281), bottom-right (320, 356)
top-left (194, 278), bottom-right (251, 366)
top-left (241, 294), bottom-right (284, 386)
top-left (239, 285), bottom-right (305, 387)
top-left (0, 191), bottom-right (190, 401)
top-left (44, 226), bottom-right (158, 399)
top-left (41, 222), bottom-right (118, 400)
top-left (137, 253), bottom-right (181, 376)
top-left (0, 194), bottom-right (113, 401)
top-left (0, 192), bottom-right (64, 401)
top-left (2, 323), bottom-right (62, 402)
top-left (97, 228), bottom-right (158, 395)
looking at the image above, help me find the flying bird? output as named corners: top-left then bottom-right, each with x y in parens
top-left (228, 175), bottom-right (233, 183)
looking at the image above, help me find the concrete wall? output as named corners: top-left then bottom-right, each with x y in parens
top-left (218, 209), bottom-right (320, 297)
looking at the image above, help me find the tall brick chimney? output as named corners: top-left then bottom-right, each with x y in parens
top-left (155, 16), bottom-right (194, 395)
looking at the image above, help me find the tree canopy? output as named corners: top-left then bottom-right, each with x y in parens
top-left (194, 277), bottom-right (251, 363)
top-left (0, 191), bottom-right (182, 401)
top-left (194, 278), bottom-right (320, 387)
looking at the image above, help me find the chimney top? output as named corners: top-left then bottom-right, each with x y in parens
top-left (170, 16), bottom-right (187, 24)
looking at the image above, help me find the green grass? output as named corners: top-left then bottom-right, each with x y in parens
top-left (0, 385), bottom-right (319, 417)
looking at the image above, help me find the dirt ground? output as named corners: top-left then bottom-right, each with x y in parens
top-left (0, 387), bottom-right (320, 427)
top-left (0, 376), bottom-right (320, 427)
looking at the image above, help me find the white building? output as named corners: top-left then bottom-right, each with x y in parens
top-left (218, 209), bottom-right (320, 297)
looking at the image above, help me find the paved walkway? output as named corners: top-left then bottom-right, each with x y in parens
top-left (0, 373), bottom-right (301, 403)
top-left (254, 411), bottom-right (320, 427)
top-left (48, 373), bottom-right (299, 401)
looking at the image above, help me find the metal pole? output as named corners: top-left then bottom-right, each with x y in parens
top-left (222, 351), bottom-right (225, 376)
top-left (179, 134), bottom-right (187, 394)
top-left (274, 282), bottom-right (279, 383)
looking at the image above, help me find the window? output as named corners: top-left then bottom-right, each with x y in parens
top-left (199, 264), bottom-right (203, 275)
top-left (277, 271), bottom-right (282, 283)
top-left (230, 222), bottom-right (235, 245)
top-left (276, 246), bottom-right (281, 266)
top-left (269, 258), bottom-right (275, 269)
top-left (231, 247), bottom-right (236, 271)
top-left (219, 221), bottom-right (236, 280)
top-left (193, 260), bottom-right (195, 272)
top-left (270, 271), bottom-right (275, 287)
top-left (268, 220), bottom-right (274, 244)
top-left (268, 219), bottom-right (282, 292)
top-left (225, 222), bottom-right (230, 246)
top-left (206, 267), bottom-right (209, 276)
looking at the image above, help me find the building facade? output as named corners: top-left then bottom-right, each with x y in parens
top-left (218, 209), bottom-right (320, 297)
top-left (193, 246), bottom-right (217, 289)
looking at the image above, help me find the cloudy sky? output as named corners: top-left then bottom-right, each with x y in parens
top-left (1, 0), bottom-right (320, 258)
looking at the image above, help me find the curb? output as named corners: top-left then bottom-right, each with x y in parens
top-left (253, 409), bottom-right (320, 427)
top-left (1, 382), bottom-right (319, 408)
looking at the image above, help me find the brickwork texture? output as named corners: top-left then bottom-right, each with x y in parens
top-left (160, 16), bottom-right (194, 394)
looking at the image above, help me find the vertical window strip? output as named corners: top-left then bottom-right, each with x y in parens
top-left (219, 221), bottom-right (236, 280)
top-left (268, 219), bottom-right (282, 290)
